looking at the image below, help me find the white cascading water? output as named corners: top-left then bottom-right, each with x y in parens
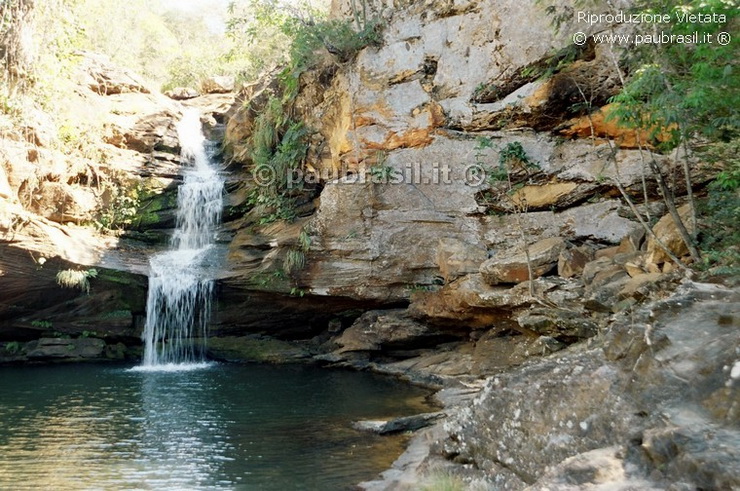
top-left (141, 109), bottom-right (224, 367)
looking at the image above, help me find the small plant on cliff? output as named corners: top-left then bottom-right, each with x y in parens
top-left (474, 139), bottom-right (541, 297)
top-left (56, 268), bottom-right (98, 295)
top-left (298, 228), bottom-right (312, 251)
top-left (283, 248), bottom-right (306, 275)
top-left (4, 342), bottom-right (22, 355)
top-left (246, 95), bottom-right (309, 224)
top-left (498, 141), bottom-right (537, 169)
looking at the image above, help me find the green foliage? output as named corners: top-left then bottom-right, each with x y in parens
top-left (74, 0), bottom-right (265, 91)
top-left (247, 191), bottom-right (299, 224)
top-left (30, 320), bottom-right (52, 329)
top-left (246, 96), bottom-right (309, 224)
top-left (55, 268), bottom-right (98, 294)
top-left (101, 310), bottom-right (131, 319)
top-left (499, 141), bottom-right (536, 168)
top-left (4, 341), bottom-right (22, 355)
top-left (475, 139), bottom-right (539, 184)
top-left (80, 330), bottom-right (97, 338)
top-left (369, 164), bottom-right (397, 183)
top-left (251, 270), bottom-right (289, 288)
top-left (298, 229), bottom-right (312, 251)
top-left (406, 284), bottom-right (435, 293)
top-left (697, 141), bottom-right (740, 278)
top-left (229, 0), bottom-right (382, 95)
top-left (607, 0), bottom-right (739, 149)
top-left (283, 248), bottom-right (307, 275)
top-left (95, 184), bottom-right (141, 231)
top-left (290, 287), bottom-right (306, 297)
top-left (287, 15), bottom-right (382, 72)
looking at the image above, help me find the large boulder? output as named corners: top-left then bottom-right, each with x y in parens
top-left (646, 204), bottom-right (696, 265)
top-left (78, 52), bottom-right (150, 95)
top-left (201, 76), bottom-right (235, 94)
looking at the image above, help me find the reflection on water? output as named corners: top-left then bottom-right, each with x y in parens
top-left (0, 363), bottom-right (432, 490)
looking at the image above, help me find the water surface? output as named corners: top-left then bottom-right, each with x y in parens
top-left (0, 363), bottom-right (433, 490)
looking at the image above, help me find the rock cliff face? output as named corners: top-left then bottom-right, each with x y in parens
top-left (216, 0), bottom-right (705, 341)
top-left (212, 3), bottom-right (737, 485)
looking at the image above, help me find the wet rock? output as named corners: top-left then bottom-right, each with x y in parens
top-left (26, 337), bottom-right (106, 359)
top-left (352, 412), bottom-right (445, 435)
top-left (480, 237), bottom-right (565, 286)
top-left (440, 282), bottom-right (740, 489)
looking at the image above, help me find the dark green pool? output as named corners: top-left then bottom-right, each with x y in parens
top-left (0, 363), bottom-right (433, 490)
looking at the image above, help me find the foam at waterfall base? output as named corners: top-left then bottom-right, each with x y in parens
top-left (129, 362), bottom-right (214, 373)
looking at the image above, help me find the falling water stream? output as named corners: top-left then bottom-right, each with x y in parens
top-left (141, 109), bottom-right (224, 368)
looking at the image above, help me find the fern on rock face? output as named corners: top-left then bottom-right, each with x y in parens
top-left (56, 268), bottom-right (98, 294)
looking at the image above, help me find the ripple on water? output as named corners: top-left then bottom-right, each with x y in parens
top-left (0, 363), bottom-right (434, 490)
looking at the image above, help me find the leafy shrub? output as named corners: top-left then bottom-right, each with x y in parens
top-left (55, 268), bottom-right (98, 294)
top-left (499, 141), bottom-right (537, 169)
top-left (4, 342), bottom-right (22, 355)
top-left (246, 96), bottom-right (309, 224)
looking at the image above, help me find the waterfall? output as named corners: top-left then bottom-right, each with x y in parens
top-left (140, 109), bottom-right (224, 367)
